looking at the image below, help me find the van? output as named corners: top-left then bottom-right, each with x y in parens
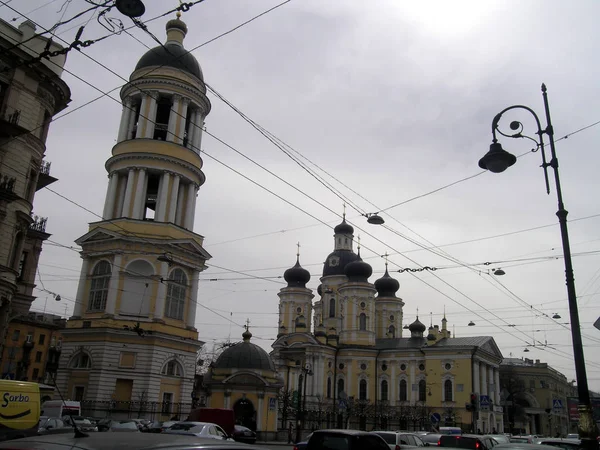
top-left (40, 400), bottom-right (81, 419)
top-left (187, 408), bottom-right (235, 436)
top-left (0, 380), bottom-right (40, 441)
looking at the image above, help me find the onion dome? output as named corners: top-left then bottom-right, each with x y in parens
top-left (315, 323), bottom-right (326, 337)
top-left (317, 284), bottom-right (323, 296)
top-left (409, 317), bottom-right (426, 334)
top-left (323, 250), bottom-right (360, 277)
top-left (214, 329), bottom-right (275, 371)
top-left (375, 266), bottom-right (400, 297)
top-left (283, 256), bottom-right (310, 288)
top-left (334, 218), bottom-right (354, 235)
top-left (134, 18), bottom-right (203, 80)
top-left (344, 249), bottom-right (372, 282)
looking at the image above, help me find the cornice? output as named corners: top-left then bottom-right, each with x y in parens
top-left (105, 153), bottom-right (205, 185)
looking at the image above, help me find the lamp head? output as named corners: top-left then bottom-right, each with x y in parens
top-left (367, 214), bottom-right (385, 225)
top-left (115, 0), bottom-right (146, 18)
top-left (479, 142), bottom-right (517, 173)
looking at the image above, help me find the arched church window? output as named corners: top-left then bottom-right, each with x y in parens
top-left (399, 379), bottom-right (407, 401)
top-left (329, 298), bottom-right (335, 318)
top-left (388, 325), bottom-right (396, 338)
top-left (359, 379), bottom-right (367, 400)
top-left (88, 261), bottom-right (111, 312)
top-left (327, 378), bottom-right (332, 398)
top-left (165, 268), bottom-right (187, 320)
top-left (161, 359), bottom-right (183, 377)
top-left (381, 380), bottom-right (388, 401)
top-left (444, 379), bottom-right (453, 402)
top-left (337, 378), bottom-right (344, 397)
top-left (70, 351), bottom-right (91, 369)
top-left (418, 379), bottom-right (427, 402)
top-left (359, 313), bottom-right (366, 331)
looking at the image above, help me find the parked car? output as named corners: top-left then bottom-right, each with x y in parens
top-left (565, 434), bottom-right (578, 440)
top-left (61, 416), bottom-right (98, 432)
top-left (372, 431), bottom-right (428, 449)
top-left (37, 417), bottom-right (71, 436)
top-left (307, 429), bottom-right (390, 450)
top-left (0, 433), bottom-right (270, 449)
top-left (509, 437), bottom-right (536, 444)
top-left (163, 421), bottom-right (230, 440)
top-left (232, 425), bottom-right (257, 444)
top-left (421, 434), bottom-right (443, 445)
top-left (293, 432), bottom-right (313, 450)
top-left (108, 420), bottom-right (141, 432)
top-left (488, 435), bottom-right (510, 444)
top-left (535, 439), bottom-right (582, 450)
top-left (494, 444), bottom-right (559, 450)
top-left (438, 434), bottom-right (499, 450)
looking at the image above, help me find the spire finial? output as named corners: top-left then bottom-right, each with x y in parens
top-left (384, 252), bottom-right (389, 270)
top-left (357, 235), bottom-right (361, 251)
top-left (242, 318), bottom-right (252, 341)
top-left (343, 203), bottom-right (346, 220)
top-left (443, 305), bottom-right (447, 320)
top-left (430, 311), bottom-right (433, 327)
top-left (176, 0), bottom-right (183, 18)
top-left (245, 318), bottom-right (250, 331)
top-left (416, 307), bottom-right (419, 320)
top-left (297, 242), bottom-right (300, 258)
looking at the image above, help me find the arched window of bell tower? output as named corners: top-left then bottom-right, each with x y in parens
top-left (154, 96), bottom-right (171, 141)
top-left (166, 268), bottom-right (188, 320)
top-left (329, 298), bottom-right (335, 318)
top-left (359, 313), bottom-right (367, 331)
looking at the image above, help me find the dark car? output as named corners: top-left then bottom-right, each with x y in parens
top-left (372, 431), bottom-right (428, 449)
top-left (0, 433), bottom-right (270, 449)
top-left (536, 439), bottom-right (583, 450)
top-left (438, 434), bottom-right (499, 450)
top-left (293, 432), bottom-right (313, 450)
top-left (232, 425), bottom-right (257, 444)
top-left (307, 429), bottom-right (390, 450)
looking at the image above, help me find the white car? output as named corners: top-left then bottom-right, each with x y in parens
top-left (163, 422), bottom-right (232, 440)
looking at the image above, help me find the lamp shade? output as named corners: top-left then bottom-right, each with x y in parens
top-left (479, 142), bottom-right (517, 173)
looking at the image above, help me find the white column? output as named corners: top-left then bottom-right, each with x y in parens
top-left (184, 183), bottom-right (196, 229)
top-left (117, 97), bottom-right (133, 142)
top-left (410, 361), bottom-right (416, 404)
top-left (166, 95), bottom-right (180, 143)
top-left (391, 364), bottom-right (396, 405)
top-left (132, 169), bottom-right (146, 220)
top-left (256, 396), bottom-right (264, 431)
top-left (346, 363), bottom-right (352, 398)
top-left (480, 362), bottom-right (487, 396)
top-left (186, 270), bottom-right (198, 329)
top-left (177, 98), bottom-right (190, 144)
top-left (73, 259), bottom-right (90, 317)
top-left (127, 99), bottom-right (138, 140)
top-left (154, 261), bottom-right (168, 320)
top-left (115, 174), bottom-right (127, 217)
top-left (167, 175), bottom-right (180, 223)
top-left (494, 368), bottom-right (501, 404)
top-left (144, 91), bottom-right (158, 139)
top-left (156, 172), bottom-right (171, 222)
top-left (174, 183), bottom-right (186, 227)
top-left (135, 94), bottom-right (149, 139)
top-left (488, 366), bottom-right (494, 401)
top-left (102, 172), bottom-right (118, 219)
top-left (105, 254), bottom-right (122, 315)
top-left (121, 169), bottom-right (136, 218)
top-left (473, 359), bottom-right (480, 393)
top-left (192, 114), bottom-right (203, 152)
top-left (186, 109), bottom-right (196, 149)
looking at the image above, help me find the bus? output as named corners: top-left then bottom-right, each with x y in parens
top-left (0, 380), bottom-right (40, 442)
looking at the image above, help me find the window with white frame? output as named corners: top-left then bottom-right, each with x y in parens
top-left (161, 359), bottom-right (183, 377)
top-left (399, 379), bottom-right (408, 401)
top-left (444, 379), bottom-right (453, 401)
top-left (88, 261), bottom-right (111, 311)
top-left (69, 352), bottom-right (91, 369)
top-left (359, 379), bottom-right (367, 400)
top-left (165, 268), bottom-right (187, 320)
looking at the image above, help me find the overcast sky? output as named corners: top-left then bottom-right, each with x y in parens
top-left (5, 0), bottom-right (600, 391)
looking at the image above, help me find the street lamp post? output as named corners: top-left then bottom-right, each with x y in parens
top-left (478, 83), bottom-right (599, 450)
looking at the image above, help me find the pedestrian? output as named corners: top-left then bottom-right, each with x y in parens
top-left (288, 423), bottom-right (294, 444)
top-left (477, 428), bottom-right (482, 435)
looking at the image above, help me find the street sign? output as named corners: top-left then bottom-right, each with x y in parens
top-left (431, 413), bottom-right (441, 424)
top-left (553, 399), bottom-right (563, 410)
top-left (480, 395), bottom-right (490, 411)
top-left (338, 399), bottom-right (347, 410)
top-left (269, 397), bottom-right (276, 411)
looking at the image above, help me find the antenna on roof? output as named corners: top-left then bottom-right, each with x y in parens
top-left (50, 373), bottom-right (88, 438)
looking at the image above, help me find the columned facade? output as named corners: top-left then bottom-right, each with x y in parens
top-left (55, 16), bottom-right (212, 419)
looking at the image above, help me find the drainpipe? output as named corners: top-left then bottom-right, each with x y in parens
top-left (374, 349), bottom-right (381, 430)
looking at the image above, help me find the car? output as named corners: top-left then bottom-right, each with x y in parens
top-left (293, 432), bottom-right (313, 450)
top-left (535, 439), bottom-right (582, 450)
top-left (37, 417), bottom-right (71, 436)
top-left (488, 435), bottom-right (510, 444)
top-left (438, 434), bottom-right (499, 450)
top-left (107, 420), bottom-right (141, 432)
top-left (0, 433), bottom-right (270, 449)
top-left (509, 437), bottom-right (536, 444)
top-left (306, 429), bottom-right (390, 450)
top-left (565, 435), bottom-right (579, 440)
top-left (494, 444), bottom-right (560, 450)
top-left (163, 421), bottom-right (231, 440)
top-left (372, 431), bottom-right (429, 449)
top-left (231, 425), bottom-right (257, 444)
top-left (421, 434), bottom-right (443, 445)
top-left (61, 416), bottom-right (98, 433)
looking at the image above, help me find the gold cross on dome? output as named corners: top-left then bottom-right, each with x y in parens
top-left (297, 242), bottom-right (300, 257)
top-left (245, 318), bottom-right (250, 331)
top-left (384, 252), bottom-right (389, 268)
top-left (343, 203), bottom-right (346, 219)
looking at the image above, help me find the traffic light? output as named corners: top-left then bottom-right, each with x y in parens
top-left (470, 393), bottom-right (478, 411)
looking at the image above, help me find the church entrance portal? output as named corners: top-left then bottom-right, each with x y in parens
top-left (234, 398), bottom-right (256, 431)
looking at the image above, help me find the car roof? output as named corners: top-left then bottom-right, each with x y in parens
top-left (538, 439), bottom-right (581, 443)
top-left (0, 434), bottom-right (262, 450)
top-left (496, 444), bottom-right (561, 450)
top-left (313, 429), bottom-right (375, 436)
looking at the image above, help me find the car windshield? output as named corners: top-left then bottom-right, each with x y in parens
top-left (111, 421), bottom-right (138, 430)
top-left (235, 425), bottom-right (250, 432)
top-left (170, 423), bottom-right (205, 432)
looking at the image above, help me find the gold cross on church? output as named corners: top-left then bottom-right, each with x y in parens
top-left (244, 318), bottom-right (251, 331)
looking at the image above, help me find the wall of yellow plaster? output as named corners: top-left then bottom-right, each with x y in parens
top-left (112, 140), bottom-right (203, 171)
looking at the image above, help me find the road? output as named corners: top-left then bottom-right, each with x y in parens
top-left (257, 443), bottom-right (294, 450)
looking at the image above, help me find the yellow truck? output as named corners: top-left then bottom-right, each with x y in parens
top-left (0, 380), bottom-right (40, 441)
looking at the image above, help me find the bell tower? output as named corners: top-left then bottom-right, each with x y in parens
top-left (56, 16), bottom-right (211, 416)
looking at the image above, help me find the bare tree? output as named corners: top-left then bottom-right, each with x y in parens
top-left (196, 341), bottom-right (228, 375)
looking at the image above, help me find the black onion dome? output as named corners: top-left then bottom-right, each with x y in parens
top-left (317, 284), bottom-right (323, 296)
top-left (323, 250), bottom-right (360, 277)
top-left (334, 218), bottom-right (354, 235)
top-left (135, 42), bottom-right (203, 80)
top-left (284, 257), bottom-right (310, 288)
top-left (213, 330), bottom-right (275, 371)
top-left (375, 267), bottom-right (400, 297)
top-left (344, 250), bottom-right (372, 282)
top-left (409, 318), bottom-right (426, 334)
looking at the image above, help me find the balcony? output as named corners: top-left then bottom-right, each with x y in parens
top-left (36, 160), bottom-right (58, 190)
top-left (28, 215), bottom-right (50, 240)
top-left (0, 173), bottom-right (18, 203)
top-left (0, 106), bottom-right (28, 137)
